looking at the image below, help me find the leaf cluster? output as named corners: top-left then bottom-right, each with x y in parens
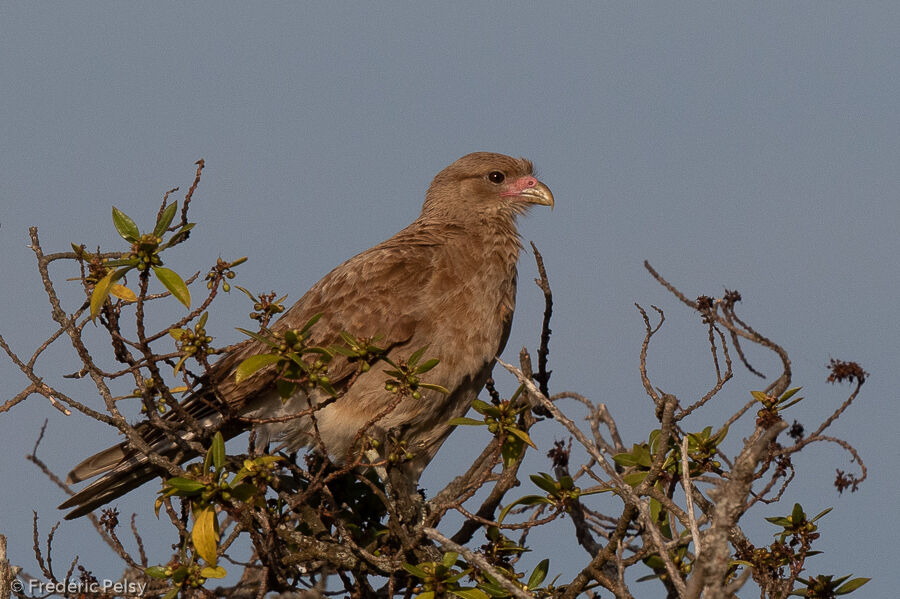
top-left (90, 203), bottom-right (194, 319)
top-left (450, 388), bottom-right (536, 468)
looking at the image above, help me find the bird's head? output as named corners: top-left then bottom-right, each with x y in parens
top-left (422, 152), bottom-right (554, 222)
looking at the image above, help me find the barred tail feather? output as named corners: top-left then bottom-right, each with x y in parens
top-left (58, 452), bottom-right (163, 519)
top-left (59, 389), bottom-right (224, 519)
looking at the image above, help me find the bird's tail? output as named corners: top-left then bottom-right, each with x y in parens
top-left (58, 391), bottom-right (225, 519)
top-left (58, 444), bottom-right (169, 519)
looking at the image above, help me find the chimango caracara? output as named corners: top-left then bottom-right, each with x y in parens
top-left (60, 152), bottom-right (553, 518)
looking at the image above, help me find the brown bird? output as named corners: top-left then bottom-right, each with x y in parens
top-left (60, 152), bottom-right (553, 519)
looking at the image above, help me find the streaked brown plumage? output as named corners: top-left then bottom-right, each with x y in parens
top-left (60, 152), bottom-right (553, 519)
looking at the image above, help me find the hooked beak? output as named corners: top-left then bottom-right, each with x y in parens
top-left (517, 181), bottom-right (554, 208)
top-left (500, 176), bottom-right (554, 209)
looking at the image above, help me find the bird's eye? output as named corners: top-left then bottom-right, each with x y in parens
top-left (488, 171), bottom-right (505, 184)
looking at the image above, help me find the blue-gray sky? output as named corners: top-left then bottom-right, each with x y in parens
top-left (1, 3), bottom-right (897, 596)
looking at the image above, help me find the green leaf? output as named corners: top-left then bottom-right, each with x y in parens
top-left (612, 453), bottom-right (639, 467)
top-left (235, 285), bottom-right (256, 300)
top-left (471, 399), bottom-right (500, 417)
top-left (416, 592), bottom-right (435, 599)
top-left (810, 507), bottom-right (833, 523)
top-left (402, 563), bottom-right (430, 579)
top-left (235, 353), bottom-right (282, 383)
top-left (165, 477), bottom-right (206, 494)
top-left (530, 473), bottom-right (560, 495)
top-left (779, 387), bottom-right (802, 402)
top-left (110, 283), bottom-right (137, 302)
top-left (330, 344), bottom-right (359, 357)
top-left (477, 582), bottom-right (509, 597)
top-left (408, 345), bottom-right (428, 366)
top-left (527, 558), bottom-right (549, 588)
top-left (501, 435), bottom-right (524, 468)
top-left (210, 431), bottom-right (226, 472)
top-left (144, 565), bottom-right (170, 579)
top-left (750, 390), bottom-right (770, 404)
top-left (339, 330), bottom-right (359, 347)
top-left (286, 352), bottom-right (311, 372)
top-left (498, 495), bottom-right (552, 523)
top-left (441, 552), bottom-right (459, 568)
top-left (171, 565), bottom-right (190, 584)
top-left (159, 222), bottom-right (196, 250)
top-left (276, 379), bottom-right (296, 399)
top-left (445, 569), bottom-right (472, 584)
top-left (416, 358), bottom-right (440, 374)
top-left (507, 426), bottom-right (537, 449)
top-left (152, 266), bottom-right (191, 308)
top-left (192, 504), bottom-right (219, 565)
top-left (228, 256), bottom-right (248, 268)
top-left (229, 483), bottom-right (259, 502)
top-left (300, 313), bottom-right (323, 334)
top-left (711, 424), bottom-right (729, 444)
top-left (161, 586), bottom-right (181, 599)
top-left (90, 266), bottom-right (132, 319)
top-left (154, 202), bottom-right (178, 237)
top-left (419, 382), bottom-right (451, 394)
top-left (835, 577), bottom-right (870, 594)
top-left (623, 471), bottom-right (648, 487)
top-left (779, 395), bottom-right (805, 410)
top-left (102, 260), bottom-right (141, 271)
top-left (236, 327), bottom-right (279, 347)
top-left (112, 206), bottom-right (140, 242)
top-left (448, 417), bottom-right (485, 426)
top-left (304, 346), bottom-right (334, 358)
top-left (317, 379), bottom-right (338, 397)
top-left (173, 354), bottom-right (189, 376)
top-left (200, 565), bottom-right (227, 579)
top-left (451, 589), bottom-right (490, 599)
top-left (508, 383), bottom-right (525, 403)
